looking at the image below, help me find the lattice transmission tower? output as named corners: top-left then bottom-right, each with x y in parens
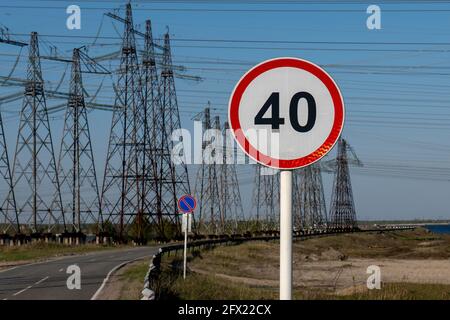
top-left (293, 163), bottom-right (327, 231)
top-left (141, 19), bottom-right (181, 239)
top-left (329, 138), bottom-right (358, 230)
top-left (194, 107), bottom-right (223, 234)
top-left (100, 4), bottom-right (147, 241)
top-left (8, 32), bottom-right (64, 235)
top-left (252, 164), bottom-right (279, 230)
top-left (158, 30), bottom-right (191, 233)
top-left (219, 121), bottom-right (244, 234)
top-left (0, 26), bottom-right (23, 236)
top-left (57, 48), bottom-right (108, 235)
top-left (0, 111), bottom-right (18, 235)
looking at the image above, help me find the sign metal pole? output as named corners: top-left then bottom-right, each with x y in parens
top-left (280, 170), bottom-right (293, 300)
top-left (183, 214), bottom-right (188, 280)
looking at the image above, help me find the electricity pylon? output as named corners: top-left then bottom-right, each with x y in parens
top-left (0, 111), bottom-right (18, 235)
top-left (195, 107), bottom-right (223, 234)
top-left (219, 121), bottom-right (244, 234)
top-left (9, 32), bottom-right (64, 235)
top-left (142, 19), bottom-right (180, 240)
top-left (0, 25), bottom-right (22, 236)
top-left (100, 4), bottom-right (146, 241)
top-left (158, 30), bottom-right (191, 234)
top-left (293, 163), bottom-right (327, 231)
top-left (57, 48), bottom-right (107, 234)
top-left (329, 138), bottom-right (358, 230)
top-left (253, 164), bottom-right (279, 230)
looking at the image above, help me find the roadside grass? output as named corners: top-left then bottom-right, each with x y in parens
top-left (164, 272), bottom-right (279, 300)
top-left (117, 260), bottom-right (150, 300)
top-left (0, 242), bottom-right (119, 263)
top-left (338, 283), bottom-right (450, 300)
top-left (112, 252), bottom-right (277, 300)
top-left (188, 242), bottom-right (279, 280)
top-left (159, 268), bottom-right (450, 300)
top-left (294, 228), bottom-right (450, 259)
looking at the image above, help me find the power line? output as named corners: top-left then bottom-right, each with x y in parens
top-left (12, 33), bottom-right (450, 47)
top-left (6, 4), bottom-right (450, 13)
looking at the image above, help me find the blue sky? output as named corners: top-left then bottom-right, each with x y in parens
top-left (1, 0), bottom-right (450, 221)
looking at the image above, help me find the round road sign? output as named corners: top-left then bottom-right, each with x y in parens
top-left (178, 194), bottom-right (196, 214)
top-left (228, 57), bottom-right (344, 170)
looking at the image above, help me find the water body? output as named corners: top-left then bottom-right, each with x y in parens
top-left (424, 224), bottom-right (450, 235)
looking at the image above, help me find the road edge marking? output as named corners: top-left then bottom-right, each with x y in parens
top-left (11, 275), bottom-right (50, 297)
top-left (0, 257), bottom-right (67, 274)
top-left (90, 254), bottom-right (151, 300)
top-left (13, 285), bottom-right (33, 296)
top-left (35, 276), bottom-right (50, 285)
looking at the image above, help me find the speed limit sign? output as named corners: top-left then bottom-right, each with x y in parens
top-left (229, 57), bottom-right (344, 169)
top-left (228, 57), bottom-right (345, 301)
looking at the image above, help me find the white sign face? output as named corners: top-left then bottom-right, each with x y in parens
top-left (229, 57), bottom-right (345, 169)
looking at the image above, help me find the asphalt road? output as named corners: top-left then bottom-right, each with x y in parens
top-left (0, 246), bottom-right (158, 300)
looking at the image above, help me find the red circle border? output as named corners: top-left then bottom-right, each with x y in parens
top-left (228, 57), bottom-right (344, 170)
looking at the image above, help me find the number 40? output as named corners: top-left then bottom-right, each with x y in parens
top-left (254, 92), bottom-right (316, 132)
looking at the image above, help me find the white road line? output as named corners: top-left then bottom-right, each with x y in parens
top-left (0, 255), bottom-right (72, 274)
top-left (0, 266), bottom-right (18, 274)
top-left (12, 276), bottom-right (49, 297)
top-left (2, 298), bottom-right (8, 300)
top-left (59, 268), bottom-right (64, 272)
top-left (35, 276), bottom-right (49, 285)
top-left (13, 285), bottom-right (32, 296)
top-left (91, 255), bottom-right (151, 300)
top-left (89, 258), bottom-right (96, 262)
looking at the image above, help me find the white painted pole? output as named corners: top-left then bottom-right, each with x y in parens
top-left (280, 170), bottom-right (293, 300)
top-left (183, 214), bottom-right (188, 279)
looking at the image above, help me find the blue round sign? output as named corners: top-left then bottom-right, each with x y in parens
top-left (178, 195), bottom-right (197, 214)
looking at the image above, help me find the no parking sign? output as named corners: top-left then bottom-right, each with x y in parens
top-left (178, 194), bottom-right (196, 214)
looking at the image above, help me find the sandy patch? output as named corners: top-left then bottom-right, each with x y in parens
top-left (193, 258), bottom-right (450, 292)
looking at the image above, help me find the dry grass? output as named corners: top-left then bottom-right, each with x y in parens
top-left (0, 242), bottom-right (119, 264)
top-left (339, 283), bottom-right (450, 300)
top-left (117, 260), bottom-right (150, 300)
top-left (159, 270), bottom-right (450, 300)
top-left (293, 229), bottom-right (450, 259)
